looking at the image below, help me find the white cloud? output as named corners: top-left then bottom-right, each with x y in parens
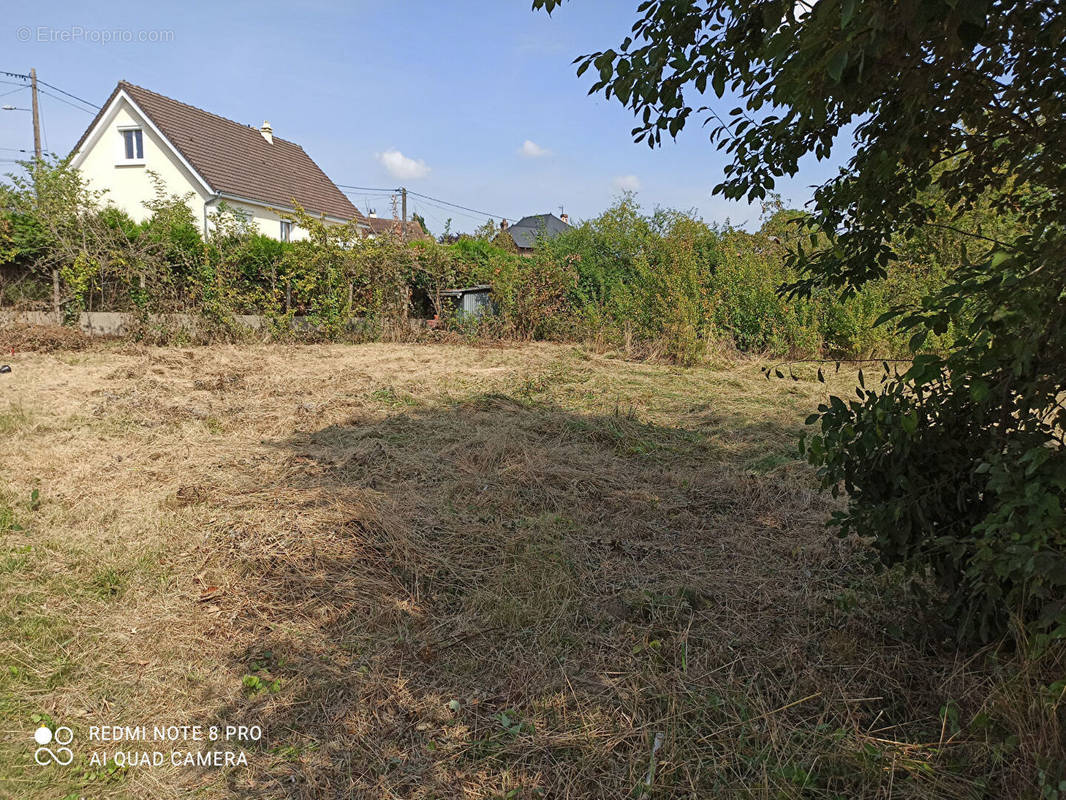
top-left (519, 139), bottom-right (551, 158)
top-left (613, 174), bottom-right (641, 192)
top-left (377, 148), bottom-right (430, 180)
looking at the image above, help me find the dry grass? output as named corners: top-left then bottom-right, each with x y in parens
top-left (0, 323), bottom-right (97, 354)
top-left (0, 340), bottom-right (1059, 798)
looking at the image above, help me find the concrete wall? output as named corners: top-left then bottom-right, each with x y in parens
top-left (0, 311), bottom-right (426, 337)
top-left (0, 311), bottom-right (264, 336)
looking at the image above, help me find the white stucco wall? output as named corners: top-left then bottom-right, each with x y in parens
top-left (74, 93), bottom-right (324, 242)
top-left (215, 200), bottom-right (314, 243)
top-left (76, 99), bottom-right (210, 227)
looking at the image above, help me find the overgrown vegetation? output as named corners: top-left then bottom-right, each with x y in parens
top-left (3, 159), bottom-right (949, 360)
top-left (535, 0), bottom-right (1066, 655)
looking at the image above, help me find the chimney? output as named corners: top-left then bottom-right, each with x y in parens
top-left (260, 121), bottom-right (273, 144)
top-left (500, 218), bottom-right (508, 230)
top-left (560, 212), bottom-right (569, 225)
top-left (368, 209), bottom-right (377, 218)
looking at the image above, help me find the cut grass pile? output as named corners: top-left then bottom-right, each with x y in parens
top-left (0, 323), bottom-right (95, 354)
top-left (0, 341), bottom-right (1060, 798)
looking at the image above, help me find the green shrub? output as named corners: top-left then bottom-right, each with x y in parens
top-left (1, 163), bottom-right (947, 359)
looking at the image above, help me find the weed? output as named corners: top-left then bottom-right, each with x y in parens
top-left (0, 402), bottom-right (31, 435)
top-left (242, 674), bottom-right (282, 696)
top-left (89, 567), bottom-right (127, 599)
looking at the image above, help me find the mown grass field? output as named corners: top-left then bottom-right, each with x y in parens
top-left (0, 340), bottom-right (1048, 798)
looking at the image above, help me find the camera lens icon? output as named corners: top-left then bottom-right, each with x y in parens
top-left (33, 725), bottom-right (74, 766)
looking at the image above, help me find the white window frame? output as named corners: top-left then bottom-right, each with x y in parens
top-left (116, 125), bottom-right (145, 166)
top-left (280, 220), bottom-right (292, 243)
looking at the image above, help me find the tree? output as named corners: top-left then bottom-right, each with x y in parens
top-left (534, 0), bottom-right (1066, 641)
top-left (412, 212), bottom-right (430, 237)
top-left (2, 156), bottom-right (165, 317)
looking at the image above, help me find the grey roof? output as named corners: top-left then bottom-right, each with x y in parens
top-left (440, 284), bottom-right (492, 296)
top-left (504, 213), bottom-right (571, 250)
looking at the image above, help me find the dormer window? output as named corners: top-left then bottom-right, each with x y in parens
top-left (120, 128), bottom-right (143, 161)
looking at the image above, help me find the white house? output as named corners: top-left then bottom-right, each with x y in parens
top-left (71, 81), bottom-right (364, 241)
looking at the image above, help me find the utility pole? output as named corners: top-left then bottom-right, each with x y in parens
top-left (400, 187), bottom-right (408, 242)
top-left (30, 68), bottom-right (41, 161)
top-left (29, 68), bottom-right (59, 319)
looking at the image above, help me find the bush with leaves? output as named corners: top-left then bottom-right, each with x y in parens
top-left (0, 156), bottom-right (174, 319)
top-left (536, 0), bottom-right (1066, 643)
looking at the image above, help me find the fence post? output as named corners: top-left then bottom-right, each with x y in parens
top-left (52, 269), bottom-right (60, 322)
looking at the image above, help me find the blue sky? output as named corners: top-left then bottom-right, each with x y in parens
top-left (1, 1), bottom-right (845, 235)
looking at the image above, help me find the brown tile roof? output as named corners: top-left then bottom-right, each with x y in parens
top-left (73, 81), bottom-right (362, 223)
top-left (365, 216), bottom-right (432, 241)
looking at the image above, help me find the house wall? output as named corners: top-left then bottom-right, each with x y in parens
top-left (215, 199), bottom-right (316, 243)
top-left (74, 96), bottom-right (326, 242)
top-left (76, 99), bottom-right (210, 227)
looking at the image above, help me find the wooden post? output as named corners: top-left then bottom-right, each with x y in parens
top-left (30, 68), bottom-right (41, 161)
top-left (52, 270), bottom-right (60, 322)
top-left (30, 69), bottom-right (58, 319)
top-left (401, 187), bottom-right (407, 242)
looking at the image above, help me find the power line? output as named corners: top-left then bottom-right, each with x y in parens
top-left (406, 189), bottom-right (511, 221)
top-left (36, 78), bottom-right (99, 110)
top-left (336, 183), bottom-right (401, 193)
top-left (0, 86), bottom-right (28, 98)
top-left (410, 196), bottom-right (491, 225)
top-left (340, 189), bottom-right (397, 198)
top-left (338, 183), bottom-right (514, 222)
top-left (37, 87), bottom-right (95, 114)
top-left (407, 193), bottom-right (501, 224)
top-left (0, 71), bottom-right (99, 113)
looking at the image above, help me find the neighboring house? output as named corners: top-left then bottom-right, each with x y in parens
top-left (495, 212), bottom-right (571, 253)
top-left (364, 213), bottom-right (431, 241)
top-left (71, 81), bottom-right (364, 241)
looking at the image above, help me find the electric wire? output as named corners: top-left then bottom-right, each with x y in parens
top-left (406, 189), bottom-right (512, 221)
top-left (36, 79), bottom-right (100, 110)
top-left (37, 88), bottom-right (96, 114)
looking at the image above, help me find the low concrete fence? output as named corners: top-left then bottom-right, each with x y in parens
top-left (0, 310), bottom-right (267, 336)
top-left (0, 310), bottom-right (426, 336)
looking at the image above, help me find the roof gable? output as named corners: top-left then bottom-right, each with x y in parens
top-left (505, 213), bottom-right (571, 249)
top-left (73, 82), bottom-right (361, 222)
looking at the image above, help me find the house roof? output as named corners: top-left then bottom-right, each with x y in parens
top-left (72, 81), bottom-right (362, 223)
top-left (365, 216), bottom-right (431, 240)
top-left (503, 213), bottom-right (571, 249)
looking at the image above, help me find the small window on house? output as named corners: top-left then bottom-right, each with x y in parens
top-left (280, 221), bottom-right (292, 243)
top-left (121, 129), bottom-right (143, 160)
